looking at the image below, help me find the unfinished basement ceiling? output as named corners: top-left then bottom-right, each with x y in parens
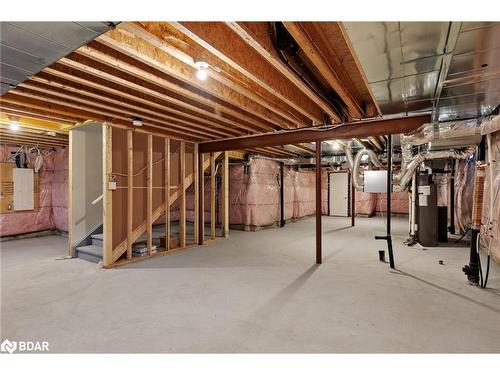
top-left (0, 22), bottom-right (116, 95)
top-left (0, 22), bottom-right (384, 157)
top-left (343, 21), bottom-right (500, 121)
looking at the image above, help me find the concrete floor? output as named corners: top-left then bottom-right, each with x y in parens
top-left (1, 216), bottom-right (499, 353)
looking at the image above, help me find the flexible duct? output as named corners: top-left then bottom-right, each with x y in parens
top-left (393, 147), bottom-right (475, 192)
top-left (351, 148), bottom-right (383, 190)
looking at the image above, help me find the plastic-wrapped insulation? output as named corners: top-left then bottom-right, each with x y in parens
top-left (471, 164), bottom-right (486, 230)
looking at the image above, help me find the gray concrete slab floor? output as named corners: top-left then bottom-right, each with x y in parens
top-left (1, 216), bottom-right (499, 353)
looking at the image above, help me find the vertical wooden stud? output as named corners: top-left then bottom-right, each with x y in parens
top-left (180, 141), bottom-right (186, 248)
top-left (127, 129), bottom-right (133, 259)
top-left (193, 143), bottom-right (199, 243)
top-left (165, 138), bottom-right (170, 251)
top-left (198, 152), bottom-right (205, 245)
top-left (67, 129), bottom-right (73, 257)
top-left (147, 134), bottom-right (153, 256)
top-left (210, 152), bottom-right (216, 240)
top-left (103, 124), bottom-right (113, 267)
top-left (222, 151), bottom-right (229, 237)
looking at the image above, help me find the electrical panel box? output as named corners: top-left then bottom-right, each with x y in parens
top-left (13, 168), bottom-right (34, 211)
top-left (364, 170), bottom-right (388, 193)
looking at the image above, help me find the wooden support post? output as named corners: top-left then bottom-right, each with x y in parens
top-left (194, 143), bottom-right (199, 242)
top-left (210, 152), bottom-right (216, 240)
top-left (180, 141), bottom-right (186, 248)
top-left (67, 130), bottom-right (73, 257)
top-left (198, 152), bottom-right (205, 245)
top-left (127, 129), bottom-right (133, 259)
top-left (103, 124), bottom-right (113, 267)
top-left (351, 172), bottom-right (355, 227)
top-left (147, 134), bottom-right (153, 256)
top-left (316, 141), bottom-right (322, 264)
top-left (222, 151), bottom-right (229, 237)
top-left (165, 138), bottom-right (170, 250)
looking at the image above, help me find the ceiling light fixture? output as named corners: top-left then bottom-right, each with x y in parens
top-left (194, 58), bottom-right (209, 81)
top-left (9, 119), bottom-right (19, 131)
top-left (131, 116), bottom-right (143, 127)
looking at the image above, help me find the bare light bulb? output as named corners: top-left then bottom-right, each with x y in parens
top-left (196, 69), bottom-right (208, 81)
top-left (10, 120), bottom-right (19, 131)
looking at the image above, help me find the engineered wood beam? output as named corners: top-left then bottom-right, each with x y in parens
top-left (71, 45), bottom-right (274, 133)
top-left (119, 22), bottom-right (310, 127)
top-left (55, 56), bottom-right (264, 135)
top-left (37, 69), bottom-right (244, 137)
top-left (19, 81), bottom-right (233, 139)
top-left (172, 22), bottom-right (333, 124)
top-left (7, 88), bottom-right (206, 141)
top-left (282, 22), bottom-right (364, 119)
top-left (98, 26), bottom-right (296, 131)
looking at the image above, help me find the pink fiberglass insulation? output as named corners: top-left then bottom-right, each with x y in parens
top-left (0, 145), bottom-right (56, 236)
top-left (481, 132), bottom-right (500, 263)
top-left (0, 145), bottom-right (69, 236)
top-left (455, 156), bottom-right (475, 234)
top-left (51, 148), bottom-right (68, 232)
top-left (229, 158), bottom-right (329, 227)
top-left (376, 191), bottom-right (410, 214)
top-left (355, 191), bottom-right (376, 216)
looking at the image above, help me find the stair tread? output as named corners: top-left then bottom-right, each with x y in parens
top-left (77, 245), bottom-right (103, 258)
top-left (90, 233), bottom-right (103, 240)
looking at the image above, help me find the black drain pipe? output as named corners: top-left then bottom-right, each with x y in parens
top-left (280, 162), bottom-right (285, 227)
top-left (463, 137), bottom-right (486, 285)
top-left (375, 134), bottom-right (395, 269)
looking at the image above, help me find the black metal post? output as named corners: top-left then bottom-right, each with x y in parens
top-left (449, 158), bottom-right (455, 234)
top-left (386, 135), bottom-right (395, 268)
top-left (375, 134), bottom-right (395, 269)
top-left (280, 162), bottom-right (285, 227)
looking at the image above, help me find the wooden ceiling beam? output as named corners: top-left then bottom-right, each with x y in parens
top-left (38, 69), bottom-right (244, 137)
top-left (120, 22), bottom-right (311, 128)
top-left (98, 26), bottom-right (297, 131)
top-left (199, 115), bottom-right (431, 153)
top-left (72, 44), bottom-right (274, 133)
top-left (282, 22), bottom-right (364, 120)
top-left (7, 89), bottom-right (212, 141)
top-left (17, 82), bottom-right (235, 139)
top-left (1, 94), bottom-right (200, 142)
top-left (0, 137), bottom-right (67, 148)
top-left (0, 107), bottom-right (78, 126)
top-left (222, 22), bottom-right (342, 123)
top-left (171, 22), bottom-right (334, 124)
top-left (55, 57), bottom-right (263, 135)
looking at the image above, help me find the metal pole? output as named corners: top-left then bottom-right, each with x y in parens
top-left (316, 141), bottom-right (322, 264)
top-left (351, 172), bottom-right (355, 227)
top-left (387, 134), bottom-right (395, 269)
top-left (280, 162), bottom-right (285, 227)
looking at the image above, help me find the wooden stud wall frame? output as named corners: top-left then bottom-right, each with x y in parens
top-left (102, 127), bottom-right (225, 268)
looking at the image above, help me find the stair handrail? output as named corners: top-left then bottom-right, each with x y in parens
top-left (92, 194), bottom-right (103, 205)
